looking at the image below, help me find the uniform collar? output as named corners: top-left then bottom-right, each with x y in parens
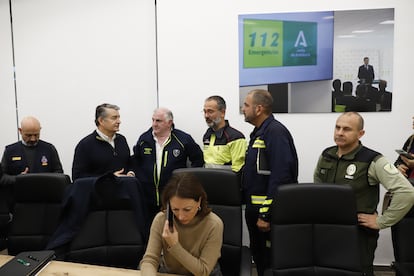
top-left (95, 129), bottom-right (116, 143)
top-left (206, 120), bottom-right (229, 139)
top-left (250, 115), bottom-right (273, 139)
top-left (328, 142), bottom-right (363, 160)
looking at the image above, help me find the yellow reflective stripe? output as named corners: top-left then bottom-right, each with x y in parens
top-left (263, 199), bottom-right (273, 205)
top-left (171, 133), bottom-right (184, 148)
top-left (163, 151), bottom-right (168, 167)
top-left (251, 195), bottom-right (266, 204)
top-left (259, 207), bottom-right (269, 213)
top-left (156, 186), bottom-right (159, 207)
top-left (209, 134), bottom-right (216, 145)
top-left (153, 165), bottom-right (160, 206)
top-left (252, 139), bottom-right (266, 149)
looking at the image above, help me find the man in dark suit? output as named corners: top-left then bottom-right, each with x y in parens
top-left (72, 103), bottom-right (135, 180)
top-left (358, 57), bottom-right (375, 84)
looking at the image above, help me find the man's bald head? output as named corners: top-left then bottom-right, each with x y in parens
top-left (19, 116), bottom-right (41, 146)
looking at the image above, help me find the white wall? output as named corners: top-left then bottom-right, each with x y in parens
top-left (1, 0), bottom-right (413, 266)
top-left (156, 0), bottom-right (414, 266)
top-left (8, 0), bottom-right (157, 175)
top-left (0, 0), bottom-right (18, 149)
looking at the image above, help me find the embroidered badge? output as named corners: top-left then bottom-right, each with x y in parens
top-left (143, 148), bottom-right (152, 155)
top-left (346, 164), bottom-right (356, 175)
top-left (173, 149), bottom-right (180, 157)
top-left (345, 164), bottom-right (356, 179)
top-left (41, 155), bottom-right (48, 166)
top-left (12, 156), bottom-right (22, 161)
top-left (384, 163), bottom-right (399, 175)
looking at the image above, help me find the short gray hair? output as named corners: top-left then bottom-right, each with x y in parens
top-left (95, 103), bottom-right (120, 126)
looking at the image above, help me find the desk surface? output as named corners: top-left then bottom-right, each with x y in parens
top-left (0, 255), bottom-right (178, 276)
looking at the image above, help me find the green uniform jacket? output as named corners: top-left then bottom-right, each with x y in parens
top-left (314, 143), bottom-right (414, 229)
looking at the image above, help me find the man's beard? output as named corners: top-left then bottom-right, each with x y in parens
top-left (207, 117), bottom-right (222, 129)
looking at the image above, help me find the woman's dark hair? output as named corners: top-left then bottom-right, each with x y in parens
top-left (161, 172), bottom-right (211, 219)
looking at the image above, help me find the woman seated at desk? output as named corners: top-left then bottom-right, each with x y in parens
top-left (139, 172), bottom-right (223, 276)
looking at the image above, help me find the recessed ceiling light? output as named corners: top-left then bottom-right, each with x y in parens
top-left (352, 30), bottom-right (374, 33)
top-left (380, 20), bottom-right (394, 24)
top-left (337, 35), bottom-right (356, 38)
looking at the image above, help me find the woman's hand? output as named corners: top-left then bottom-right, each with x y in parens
top-left (401, 155), bottom-right (414, 170)
top-left (162, 220), bottom-right (179, 248)
top-left (397, 163), bottom-right (409, 177)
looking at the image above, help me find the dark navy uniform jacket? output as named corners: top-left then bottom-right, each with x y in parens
top-left (132, 127), bottom-right (204, 215)
top-left (1, 140), bottom-right (63, 176)
top-left (242, 115), bottom-right (298, 214)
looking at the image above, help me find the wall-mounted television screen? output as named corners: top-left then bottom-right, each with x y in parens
top-left (238, 11), bottom-right (334, 86)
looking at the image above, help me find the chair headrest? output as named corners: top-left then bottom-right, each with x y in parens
top-left (14, 173), bottom-right (71, 202)
top-left (172, 168), bottom-right (242, 205)
top-left (272, 183), bottom-right (357, 225)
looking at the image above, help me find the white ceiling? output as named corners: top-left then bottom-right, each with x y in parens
top-left (334, 8), bottom-right (394, 39)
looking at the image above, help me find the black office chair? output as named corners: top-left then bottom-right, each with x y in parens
top-left (391, 206), bottom-right (414, 276)
top-left (64, 174), bottom-right (146, 269)
top-left (0, 164), bottom-right (11, 250)
top-left (0, 186), bottom-right (11, 251)
top-left (265, 183), bottom-right (362, 276)
top-left (7, 173), bottom-right (71, 255)
top-left (173, 168), bottom-right (252, 276)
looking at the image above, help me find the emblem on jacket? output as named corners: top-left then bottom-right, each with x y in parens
top-left (173, 149), bottom-right (181, 157)
top-left (345, 164), bottom-right (356, 179)
top-left (41, 155), bottom-right (48, 166)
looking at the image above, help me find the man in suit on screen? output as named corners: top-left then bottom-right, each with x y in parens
top-left (358, 57), bottom-right (375, 84)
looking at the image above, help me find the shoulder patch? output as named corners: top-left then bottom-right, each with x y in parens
top-left (383, 163), bottom-right (399, 175)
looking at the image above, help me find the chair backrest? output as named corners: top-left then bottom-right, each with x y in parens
top-left (65, 175), bottom-right (146, 269)
top-left (391, 206), bottom-right (414, 276)
top-left (173, 168), bottom-right (251, 276)
top-left (267, 183), bottom-right (362, 276)
top-left (0, 168), bottom-right (11, 250)
top-left (8, 173), bottom-right (71, 255)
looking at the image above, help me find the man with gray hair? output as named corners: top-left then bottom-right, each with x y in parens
top-left (133, 107), bottom-right (204, 221)
top-left (72, 103), bottom-right (134, 180)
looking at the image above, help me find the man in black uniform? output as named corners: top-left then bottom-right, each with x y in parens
top-left (242, 89), bottom-right (298, 276)
top-left (1, 116), bottom-right (63, 186)
top-left (0, 116), bottom-right (63, 225)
